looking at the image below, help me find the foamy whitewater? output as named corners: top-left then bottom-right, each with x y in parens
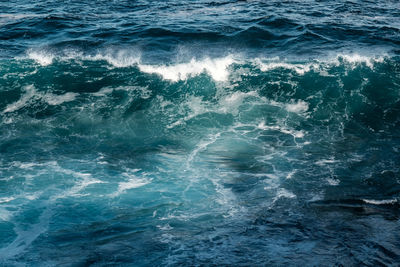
top-left (1, 0), bottom-right (400, 266)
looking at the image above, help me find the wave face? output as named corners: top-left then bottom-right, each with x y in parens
top-left (1, 1), bottom-right (400, 266)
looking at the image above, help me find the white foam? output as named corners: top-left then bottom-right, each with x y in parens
top-left (111, 170), bottom-right (149, 197)
top-left (336, 54), bottom-right (385, 69)
top-left (66, 176), bottom-right (105, 198)
top-left (272, 188), bottom-right (296, 203)
top-left (257, 122), bottom-right (305, 139)
top-left (0, 13), bottom-right (45, 20)
top-left (309, 194), bottom-right (323, 202)
top-left (315, 158), bottom-right (338, 166)
top-left (159, 233), bottom-right (174, 244)
top-left (0, 207), bottom-right (13, 221)
top-left (255, 58), bottom-right (316, 75)
top-left (210, 177), bottom-right (238, 216)
top-left (280, 128), bottom-right (304, 138)
top-left (25, 194), bottom-right (38, 201)
top-left (43, 92), bottom-right (78, 105)
top-left (285, 100), bottom-right (309, 113)
top-left (219, 91), bottom-right (261, 114)
top-left (88, 49), bottom-right (140, 68)
top-left (92, 87), bottom-right (114, 96)
top-left (112, 178), bottom-right (149, 197)
top-left (114, 85), bottom-right (152, 99)
top-left (286, 170), bottom-right (296, 179)
top-left (268, 99), bottom-right (309, 116)
top-left (22, 49), bottom-right (389, 86)
top-left (166, 96), bottom-right (208, 128)
top-left (157, 224), bottom-right (173, 231)
top-left (49, 164), bottom-right (106, 199)
top-left (3, 85), bottom-right (78, 114)
top-left (327, 177), bottom-right (340, 186)
top-left (255, 53), bottom-right (387, 74)
top-left (138, 56), bottom-right (235, 82)
top-left (168, 90), bottom-right (264, 128)
top-left (26, 48), bottom-right (141, 68)
top-left (25, 48), bottom-right (235, 81)
top-left (27, 49), bottom-right (54, 66)
top-left (13, 162), bottom-right (38, 169)
top-left (0, 197), bottom-right (14, 203)
top-left (277, 188), bottom-right (296, 198)
top-left (3, 85), bottom-right (36, 113)
top-left (187, 132), bottom-right (221, 166)
top-left (363, 199), bottom-right (397, 205)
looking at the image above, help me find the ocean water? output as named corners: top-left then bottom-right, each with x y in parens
top-left (1, 1), bottom-right (400, 265)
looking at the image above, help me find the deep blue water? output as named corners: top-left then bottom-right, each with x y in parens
top-left (1, 1), bottom-right (400, 266)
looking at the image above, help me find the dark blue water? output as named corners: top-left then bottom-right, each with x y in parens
top-left (1, 1), bottom-right (400, 265)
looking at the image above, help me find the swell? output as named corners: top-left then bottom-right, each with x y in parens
top-left (1, 1), bottom-right (400, 58)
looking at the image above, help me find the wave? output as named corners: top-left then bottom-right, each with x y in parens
top-left (24, 48), bottom-right (393, 82)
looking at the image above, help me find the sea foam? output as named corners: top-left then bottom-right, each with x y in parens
top-left (138, 56), bottom-right (235, 82)
top-left (2, 85), bottom-right (78, 114)
top-left (27, 49), bottom-right (54, 66)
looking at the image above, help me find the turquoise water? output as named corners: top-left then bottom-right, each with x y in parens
top-left (1, 1), bottom-right (400, 265)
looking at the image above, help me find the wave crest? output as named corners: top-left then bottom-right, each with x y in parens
top-left (24, 49), bottom-right (392, 83)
